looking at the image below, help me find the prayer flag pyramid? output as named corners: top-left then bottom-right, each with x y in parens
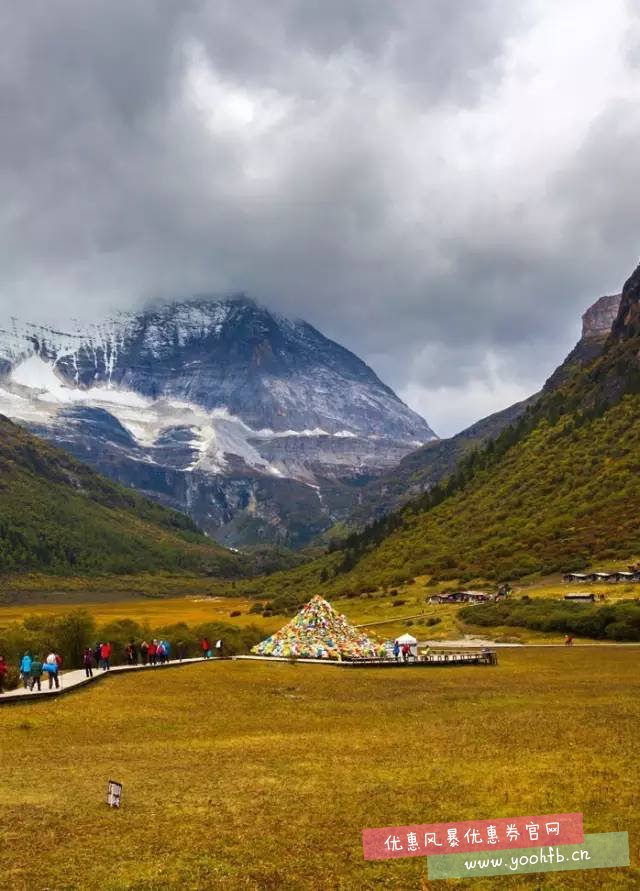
top-left (251, 595), bottom-right (381, 660)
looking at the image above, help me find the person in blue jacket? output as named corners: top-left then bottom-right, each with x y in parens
top-left (20, 651), bottom-right (32, 688)
top-left (43, 652), bottom-right (60, 690)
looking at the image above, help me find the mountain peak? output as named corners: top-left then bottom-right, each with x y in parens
top-left (1, 296), bottom-right (434, 441)
top-left (0, 295), bottom-right (435, 547)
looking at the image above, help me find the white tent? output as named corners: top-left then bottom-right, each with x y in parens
top-left (396, 632), bottom-right (418, 658)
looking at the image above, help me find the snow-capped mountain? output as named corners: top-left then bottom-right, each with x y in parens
top-left (0, 297), bottom-right (435, 546)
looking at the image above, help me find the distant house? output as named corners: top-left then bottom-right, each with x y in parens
top-left (587, 572), bottom-right (615, 583)
top-left (430, 593), bottom-right (463, 604)
top-left (465, 591), bottom-right (490, 603)
top-left (430, 590), bottom-right (489, 604)
top-left (564, 592), bottom-right (596, 602)
top-left (564, 569), bottom-right (640, 585)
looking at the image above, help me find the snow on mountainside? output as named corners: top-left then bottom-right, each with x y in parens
top-left (0, 297), bottom-right (435, 547)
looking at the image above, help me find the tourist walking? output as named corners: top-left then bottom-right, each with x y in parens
top-left (94, 643), bottom-right (102, 669)
top-left (156, 640), bottom-right (166, 664)
top-left (215, 639), bottom-right (223, 658)
top-left (125, 641), bottom-right (138, 665)
top-left (20, 651), bottom-right (32, 688)
top-left (393, 640), bottom-right (400, 662)
top-left (44, 652), bottom-right (60, 690)
top-left (83, 647), bottom-right (94, 678)
top-left (140, 640), bottom-right (149, 665)
top-left (29, 655), bottom-right (43, 691)
top-left (176, 641), bottom-right (186, 662)
top-left (163, 640), bottom-right (171, 662)
top-left (100, 641), bottom-right (112, 670)
top-left (0, 655), bottom-right (7, 693)
top-left (148, 640), bottom-right (157, 666)
top-left (200, 637), bottom-right (211, 659)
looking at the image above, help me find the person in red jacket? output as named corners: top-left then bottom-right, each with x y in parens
top-left (200, 637), bottom-right (210, 659)
top-left (100, 641), bottom-right (112, 671)
top-left (147, 640), bottom-right (157, 666)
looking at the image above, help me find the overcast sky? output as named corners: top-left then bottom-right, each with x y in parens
top-left (2, 1), bottom-right (640, 436)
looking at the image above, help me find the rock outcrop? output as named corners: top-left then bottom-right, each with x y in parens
top-left (582, 293), bottom-right (621, 339)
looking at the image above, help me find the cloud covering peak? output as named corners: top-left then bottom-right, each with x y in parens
top-left (1, 0), bottom-right (640, 435)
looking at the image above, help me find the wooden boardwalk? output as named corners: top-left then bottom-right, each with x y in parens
top-left (235, 651), bottom-right (499, 667)
top-left (0, 656), bottom-right (224, 705)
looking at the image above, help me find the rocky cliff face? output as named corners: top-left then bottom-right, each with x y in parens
top-left (611, 261), bottom-right (640, 341)
top-left (543, 292), bottom-right (621, 393)
top-left (0, 297), bottom-right (435, 547)
top-left (581, 293), bottom-right (621, 339)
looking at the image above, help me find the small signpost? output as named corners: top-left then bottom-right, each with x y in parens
top-left (106, 779), bottom-right (123, 808)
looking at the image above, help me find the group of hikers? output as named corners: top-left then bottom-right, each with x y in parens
top-left (0, 636), bottom-right (225, 694)
top-left (83, 639), bottom-right (178, 677)
top-left (17, 651), bottom-right (63, 691)
top-left (82, 637), bottom-right (225, 676)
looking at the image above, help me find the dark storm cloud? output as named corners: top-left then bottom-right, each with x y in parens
top-left (1, 1), bottom-right (639, 435)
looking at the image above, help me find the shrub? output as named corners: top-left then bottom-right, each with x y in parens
top-left (392, 599), bottom-right (406, 607)
top-left (3, 665), bottom-right (21, 691)
top-left (426, 617), bottom-right (441, 627)
top-left (605, 621), bottom-right (638, 641)
top-left (459, 599), bottom-right (640, 641)
top-left (229, 611), bottom-right (242, 618)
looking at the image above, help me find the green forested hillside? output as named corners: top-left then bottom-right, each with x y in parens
top-left (335, 296), bottom-right (614, 533)
top-left (332, 394), bottom-right (640, 589)
top-left (322, 262), bottom-right (640, 591)
top-left (0, 417), bottom-right (243, 576)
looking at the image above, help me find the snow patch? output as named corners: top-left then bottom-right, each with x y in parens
top-left (10, 355), bottom-right (149, 409)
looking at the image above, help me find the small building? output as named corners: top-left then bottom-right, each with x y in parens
top-left (430, 590), bottom-right (488, 604)
top-left (564, 592), bottom-right (596, 602)
top-left (614, 571), bottom-right (635, 582)
top-left (430, 592), bottom-right (466, 604)
top-left (465, 591), bottom-right (489, 603)
top-left (587, 572), bottom-right (615, 583)
top-left (563, 573), bottom-right (588, 583)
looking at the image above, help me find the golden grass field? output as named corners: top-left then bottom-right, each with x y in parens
top-left (1, 570), bottom-right (636, 645)
top-left (0, 595), bottom-right (276, 631)
top-left (1, 649), bottom-right (638, 890)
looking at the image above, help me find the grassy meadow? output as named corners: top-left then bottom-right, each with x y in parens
top-left (0, 650), bottom-right (638, 890)
top-left (2, 572), bottom-right (639, 647)
top-left (0, 595), bottom-right (276, 632)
